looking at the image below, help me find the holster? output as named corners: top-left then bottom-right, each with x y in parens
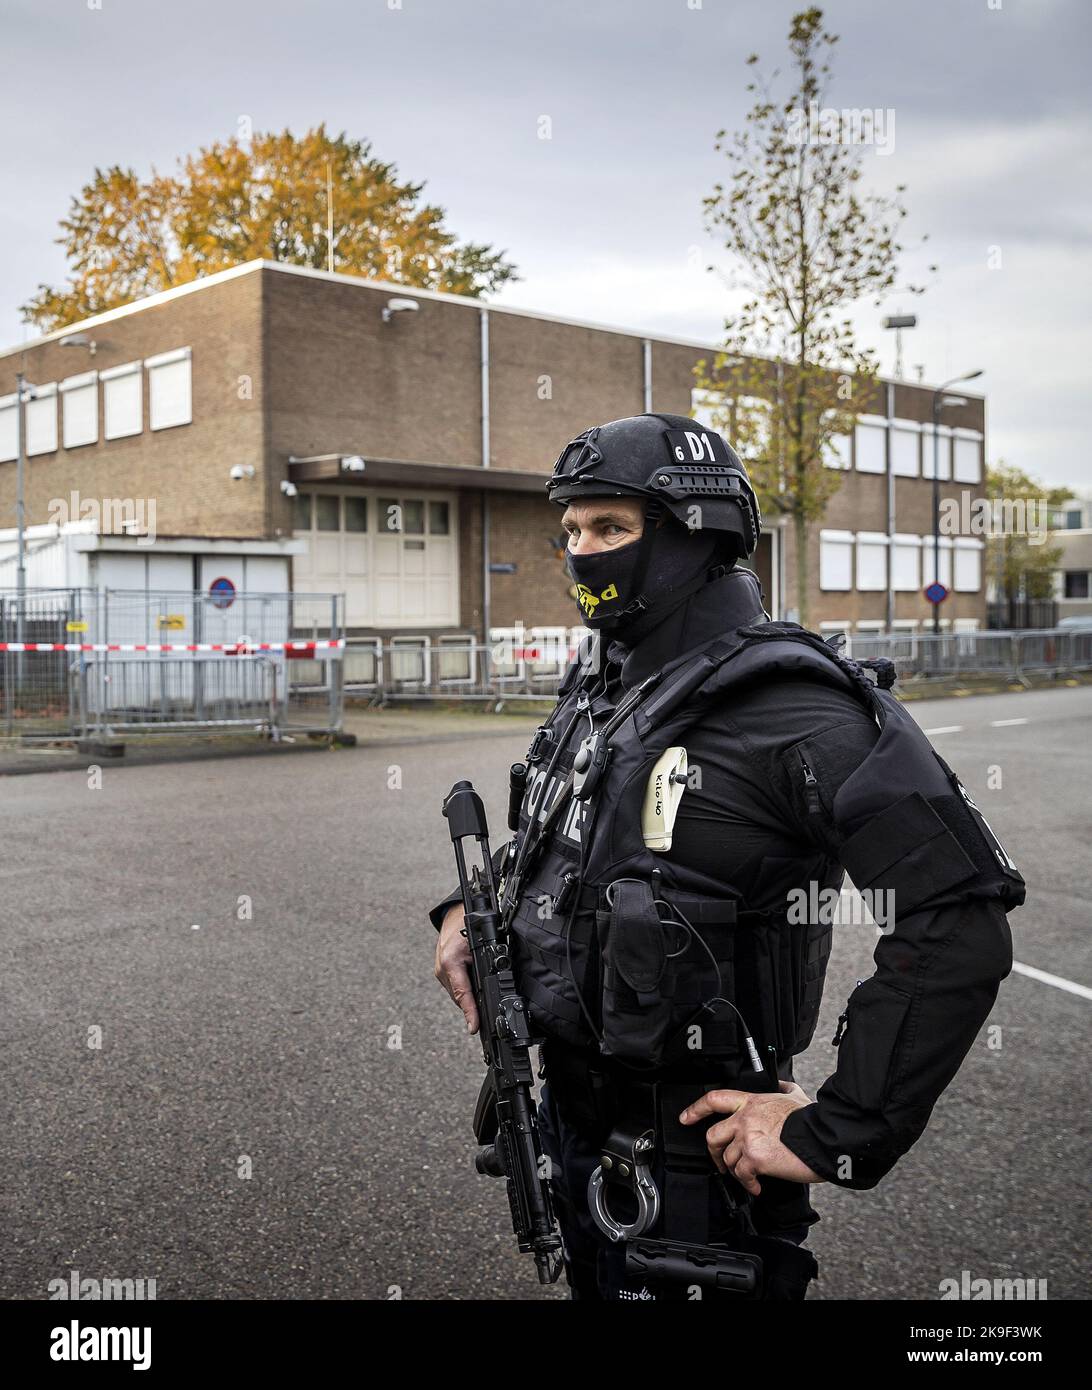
top-left (596, 879), bottom-right (679, 1066)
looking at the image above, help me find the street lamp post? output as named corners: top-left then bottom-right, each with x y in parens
top-left (14, 371), bottom-right (35, 645)
top-left (931, 369), bottom-right (983, 635)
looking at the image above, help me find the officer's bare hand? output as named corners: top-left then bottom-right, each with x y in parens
top-left (434, 904), bottom-right (479, 1035)
top-left (678, 1082), bottom-right (824, 1195)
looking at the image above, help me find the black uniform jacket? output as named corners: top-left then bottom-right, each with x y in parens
top-left (431, 578), bottom-right (1019, 1190)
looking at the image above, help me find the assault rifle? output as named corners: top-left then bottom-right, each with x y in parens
top-left (441, 780), bottom-right (564, 1284)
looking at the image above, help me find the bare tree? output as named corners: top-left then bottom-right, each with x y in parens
top-left (696, 7), bottom-right (929, 624)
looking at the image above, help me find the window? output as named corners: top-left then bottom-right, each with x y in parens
top-left (26, 382), bottom-right (58, 456)
top-left (731, 395), bottom-right (772, 464)
top-left (854, 420), bottom-right (886, 474)
top-left (922, 426), bottom-right (952, 481)
top-left (402, 499), bottom-right (425, 535)
top-left (825, 431), bottom-right (852, 470)
top-left (293, 493), bottom-right (312, 530)
top-left (953, 432), bottom-right (983, 484)
top-left (891, 422), bottom-right (920, 477)
top-left (428, 500), bottom-right (450, 534)
top-left (146, 347), bottom-right (192, 431)
top-left (690, 388), bottom-right (728, 432)
top-left (345, 497), bottom-right (368, 533)
top-left (60, 371), bottom-right (98, 449)
top-left (891, 534), bottom-right (922, 592)
top-left (954, 540), bottom-right (983, 592)
top-left (0, 392), bottom-right (16, 462)
top-left (102, 360), bottom-right (143, 439)
top-left (1064, 571), bottom-right (1090, 599)
top-left (316, 495), bottom-right (340, 531)
top-left (922, 535), bottom-right (953, 589)
top-left (820, 531), bottom-right (853, 590)
top-left (856, 532), bottom-right (888, 591)
top-left (1065, 509), bottom-right (1084, 530)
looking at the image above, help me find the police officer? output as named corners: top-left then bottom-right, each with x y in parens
top-left (431, 414), bottom-right (1025, 1301)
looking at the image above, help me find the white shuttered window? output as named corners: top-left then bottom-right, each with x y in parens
top-left (891, 422), bottom-right (920, 477)
top-left (856, 532), bottom-right (888, 591)
top-left (102, 360), bottom-right (143, 439)
top-left (820, 530), bottom-right (854, 590)
top-left (61, 371), bottom-right (98, 449)
top-left (953, 432), bottom-right (983, 484)
top-left (26, 382), bottom-right (58, 456)
top-left (891, 534), bottom-right (922, 592)
top-left (954, 539), bottom-right (983, 592)
top-left (146, 347), bottom-right (192, 431)
top-left (854, 419), bottom-right (886, 473)
top-left (0, 393), bottom-right (17, 462)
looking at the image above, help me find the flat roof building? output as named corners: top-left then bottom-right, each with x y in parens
top-left (0, 259), bottom-right (988, 641)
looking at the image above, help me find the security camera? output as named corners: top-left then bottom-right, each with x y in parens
top-left (339, 455), bottom-right (366, 473)
top-left (280, 479), bottom-right (299, 498)
top-left (382, 297), bottom-right (419, 323)
top-left (59, 332), bottom-right (97, 356)
top-left (230, 464), bottom-right (256, 481)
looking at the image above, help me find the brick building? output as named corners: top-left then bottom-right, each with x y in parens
top-left (0, 259), bottom-right (988, 643)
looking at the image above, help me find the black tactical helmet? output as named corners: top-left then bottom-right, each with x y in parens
top-left (545, 413), bottom-right (761, 561)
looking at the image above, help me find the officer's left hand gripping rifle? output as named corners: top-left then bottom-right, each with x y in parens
top-left (442, 780), bottom-right (564, 1284)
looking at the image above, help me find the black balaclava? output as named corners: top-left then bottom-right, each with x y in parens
top-left (565, 503), bottom-right (726, 637)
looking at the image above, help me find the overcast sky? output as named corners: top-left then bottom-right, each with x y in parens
top-left (2, 0), bottom-right (1089, 488)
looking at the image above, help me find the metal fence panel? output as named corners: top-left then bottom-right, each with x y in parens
top-left (0, 587), bottom-right (345, 742)
top-left (5, 588), bottom-right (1092, 738)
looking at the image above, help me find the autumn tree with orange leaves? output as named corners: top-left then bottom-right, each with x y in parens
top-left (22, 125), bottom-right (518, 331)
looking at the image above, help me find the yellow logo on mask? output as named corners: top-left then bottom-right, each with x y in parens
top-left (576, 581), bottom-right (619, 617)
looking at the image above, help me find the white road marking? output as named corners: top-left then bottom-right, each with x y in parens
top-left (1012, 961), bottom-right (1092, 1002)
top-left (924, 725), bottom-right (963, 735)
top-left (990, 718), bottom-right (1029, 727)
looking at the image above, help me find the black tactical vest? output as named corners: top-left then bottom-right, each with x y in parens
top-left (500, 570), bottom-right (1024, 1076)
top-left (500, 580), bottom-right (849, 1072)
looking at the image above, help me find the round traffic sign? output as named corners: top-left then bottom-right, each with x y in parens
top-left (208, 576), bottom-right (237, 610)
top-left (924, 581), bottom-right (949, 605)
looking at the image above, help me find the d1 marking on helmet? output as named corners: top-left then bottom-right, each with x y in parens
top-left (664, 429), bottom-right (731, 466)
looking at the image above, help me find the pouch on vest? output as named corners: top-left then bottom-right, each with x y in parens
top-left (597, 879), bottom-right (679, 1067)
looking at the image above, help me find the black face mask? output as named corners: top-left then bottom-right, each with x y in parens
top-left (566, 514), bottom-right (722, 632)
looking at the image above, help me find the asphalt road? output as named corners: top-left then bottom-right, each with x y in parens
top-left (0, 686), bottom-right (1088, 1300)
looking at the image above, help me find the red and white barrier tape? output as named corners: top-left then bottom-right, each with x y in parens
top-left (0, 639), bottom-right (346, 654)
